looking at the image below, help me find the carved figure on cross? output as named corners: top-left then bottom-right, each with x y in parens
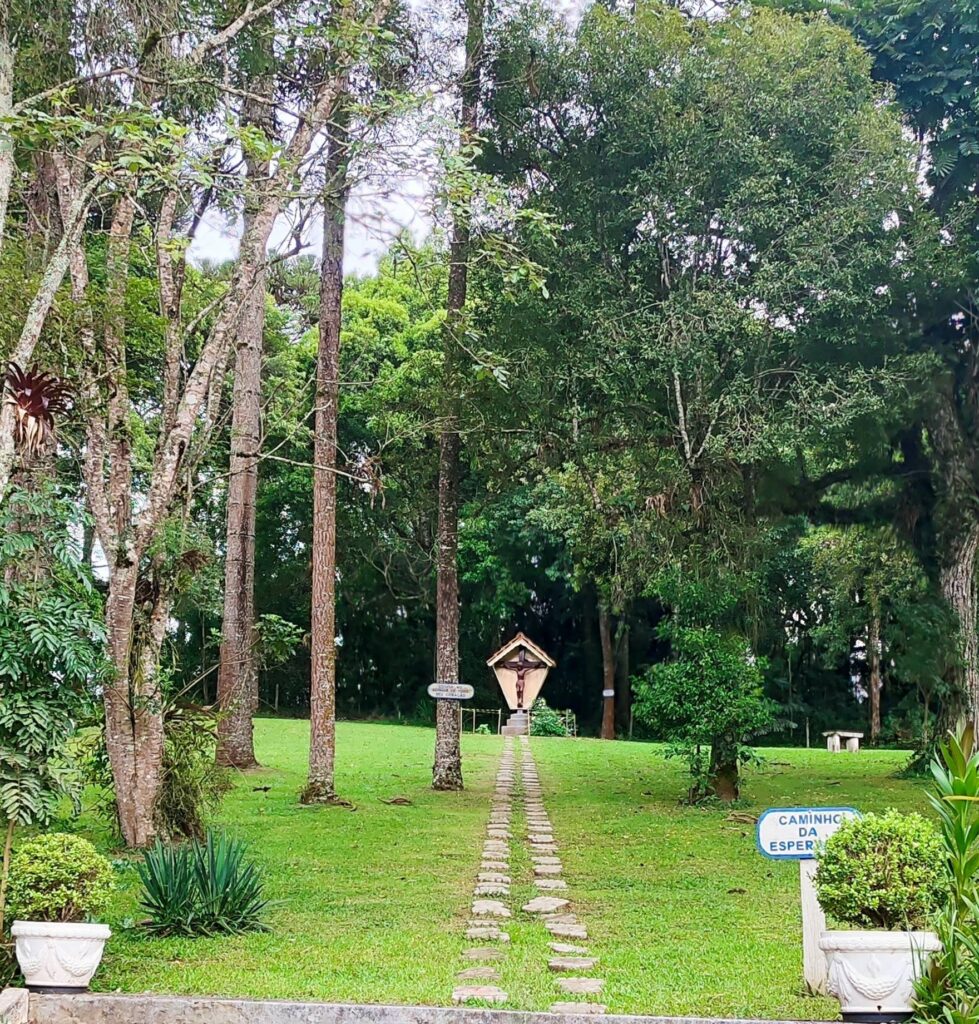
top-left (500, 646), bottom-right (547, 710)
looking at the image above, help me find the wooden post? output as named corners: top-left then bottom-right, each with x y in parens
top-left (497, 708), bottom-right (501, 735)
top-left (800, 859), bottom-right (827, 994)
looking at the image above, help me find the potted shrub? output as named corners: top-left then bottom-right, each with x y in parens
top-left (816, 810), bottom-right (945, 1022)
top-left (9, 833), bottom-right (115, 992)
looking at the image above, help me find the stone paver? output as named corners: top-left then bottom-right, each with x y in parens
top-left (550, 942), bottom-right (589, 955)
top-left (478, 872), bottom-right (510, 884)
top-left (481, 860), bottom-right (509, 871)
top-left (452, 986), bottom-right (508, 1005)
top-left (556, 977), bottom-right (605, 995)
top-left (534, 878), bottom-right (568, 890)
top-left (475, 884), bottom-right (509, 897)
top-left (523, 895), bottom-right (569, 914)
top-left (546, 921), bottom-right (587, 939)
top-left (466, 926), bottom-right (510, 941)
top-left (533, 855), bottom-right (562, 865)
top-left (534, 863), bottom-right (562, 875)
top-left (472, 899), bottom-right (510, 918)
top-left (456, 966), bottom-right (501, 981)
top-left (549, 1003), bottom-right (607, 1015)
top-left (549, 957), bottom-right (598, 972)
top-left (464, 946), bottom-right (503, 961)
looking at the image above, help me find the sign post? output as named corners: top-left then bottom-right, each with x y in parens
top-left (756, 806), bottom-right (860, 995)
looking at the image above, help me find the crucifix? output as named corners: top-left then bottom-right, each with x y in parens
top-left (500, 646), bottom-right (548, 710)
top-left (487, 632), bottom-right (555, 716)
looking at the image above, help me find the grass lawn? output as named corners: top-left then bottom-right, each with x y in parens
top-left (93, 719), bottom-right (930, 1018)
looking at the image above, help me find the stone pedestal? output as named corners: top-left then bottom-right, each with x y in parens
top-left (501, 712), bottom-right (529, 736)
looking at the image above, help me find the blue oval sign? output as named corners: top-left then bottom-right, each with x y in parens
top-left (756, 806), bottom-right (860, 860)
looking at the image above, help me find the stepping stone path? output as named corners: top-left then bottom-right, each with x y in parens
top-left (457, 737), bottom-right (516, 1005)
top-left (455, 734), bottom-right (605, 1013)
top-left (516, 735), bottom-right (606, 1014)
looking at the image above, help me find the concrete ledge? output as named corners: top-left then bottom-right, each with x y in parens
top-left (29, 993), bottom-right (831, 1024)
top-left (0, 989), bottom-right (28, 1024)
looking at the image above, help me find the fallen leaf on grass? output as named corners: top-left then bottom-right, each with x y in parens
top-left (381, 795), bottom-right (413, 805)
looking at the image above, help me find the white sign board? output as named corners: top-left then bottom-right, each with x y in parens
top-left (756, 806), bottom-right (860, 996)
top-left (756, 806), bottom-right (859, 860)
top-left (427, 683), bottom-right (474, 701)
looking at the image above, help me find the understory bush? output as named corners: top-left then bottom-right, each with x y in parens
top-left (633, 623), bottom-right (774, 801)
top-left (137, 830), bottom-right (270, 936)
top-left (913, 729), bottom-right (979, 1023)
top-left (8, 833), bottom-right (115, 923)
top-left (530, 698), bottom-right (568, 737)
top-left (816, 810), bottom-right (945, 930)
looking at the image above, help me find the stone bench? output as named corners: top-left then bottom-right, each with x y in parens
top-left (822, 730), bottom-right (863, 753)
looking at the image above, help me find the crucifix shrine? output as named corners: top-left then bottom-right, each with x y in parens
top-left (487, 633), bottom-right (556, 735)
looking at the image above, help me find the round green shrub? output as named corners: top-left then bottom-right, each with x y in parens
top-left (530, 698), bottom-right (568, 737)
top-left (815, 810), bottom-right (946, 930)
top-left (8, 833), bottom-right (115, 923)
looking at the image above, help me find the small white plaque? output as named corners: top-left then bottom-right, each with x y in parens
top-left (428, 683), bottom-right (474, 701)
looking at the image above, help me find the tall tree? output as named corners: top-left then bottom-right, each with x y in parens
top-left (216, 58), bottom-right (275, 771)
top-left (303, 116), bottom-right (351, 803)
top-left (51, 0), bottom-right (395, 846)
top-left (433, 0), bottom-right (485, 791)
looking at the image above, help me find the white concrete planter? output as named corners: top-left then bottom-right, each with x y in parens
top-left (820, 929), bottom-right (941, 1022)
top-left (11, 920), bottom-right (111, 992)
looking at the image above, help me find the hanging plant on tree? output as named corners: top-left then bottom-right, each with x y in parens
top-left (3, 363), bottom-right (71, 458)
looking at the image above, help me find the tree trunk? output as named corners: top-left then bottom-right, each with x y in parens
top-left (216, 86), bottom-right (273, 771)
top-left (433, 423), bottom-right (463, 789)
top-left (432, 0), bottom-right (484, 791)
top-left (928, 387), bottom-right (979, 730)
top-left (868, 610), bottom-right (882, 745)
top-left (941, 524), bottom-right (979, 727)
top-left (615, 615), bottom-right (630, 737)
top-left (0, 0), bottom-right (14, 259)
top-left (599, 601), bottom-right (616, 740)
top-left (103, 561), bottom-right (164, 847)
top-left (215, 265), bottom-right (264, 769)
top-left (302, 119), bottom-right (350, 804)
top-left (709, 732), bottom-right (739, 802)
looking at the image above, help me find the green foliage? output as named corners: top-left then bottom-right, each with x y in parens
top-left (136, 830), bottom-right (270, 936)
top-left (913, 730), bottom-right (979, 1022)
top-left (7, 833), bottom-right (114, 923)
top-left (815, 810), bottom-right (945, 930)
top-left (530, 698), bottom-right (568, 737)
top-left (633, 624), bottom-right (775, 797)
top-left (155, 703), bottom-right (230, 841)
top-left (0, 487), bottom-right (107, 826)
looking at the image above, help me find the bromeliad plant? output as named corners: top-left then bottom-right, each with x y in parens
top-left (137, 830), bottom-right (270, 936)
top-left (3, 363), bottom-right (71, 458)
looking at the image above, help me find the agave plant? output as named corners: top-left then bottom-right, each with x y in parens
top-left (4, 362), bottom-right (71, 457)
top-left (136, 830), bottom-right (270, 936)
